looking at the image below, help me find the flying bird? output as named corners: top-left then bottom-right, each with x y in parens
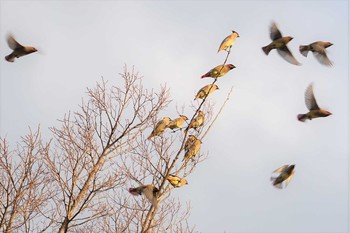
top-left (147, 117), bottom-right (171, 140)
top-left (167, 115), bottom-right (188, 130)
top-left (194, 84), bottom-right (219, 100)
top-left (270, 164), bottom-right (295, 189)
top-left (262, 22), bottom-right (301, 65)
top-left (297, 83), bottom-right (332, 122)
top-left (183, 135), bottom-right (201, 161)
top-left (218, 31), bottom-right (240, 53)
top-left (5, 34), bottom-right (37, 62)
top-left (299, 41), bottom-right (333, 66)
top-left (201, 64), bottom-right (236, 79)
top-left (167, 175), bottom-right (188, 188)
top-left (129, 184), bottom-right (159, 206)
top-left (187, 110), bottom-right (205, 131)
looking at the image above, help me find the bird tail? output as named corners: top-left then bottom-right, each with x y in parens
top-left (5, 54), bottom-right (15, 62)
top-left (201, 73), bottom-right (209, 79)
top-left (297, 114), bottom-right (307, 122)
top-left (262, 45), bottom-right (271, 55)
top-left (299, 45), bottom-right (309, 57)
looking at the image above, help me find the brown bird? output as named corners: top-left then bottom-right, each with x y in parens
top-left (183, 135), bottom-right (201, 161)
top-left (201, 64), bottom-right (236, 79)
top-left (298, 83), bottom-right (332, 122)
top-left (5, 34), bottom-right (37, 62)
top-left (270, 164), bottom-right (295, 189)
top-left (194, 84), bottom-right (219, 100)
top-left (167, 115), bottom-right (188, 130)
top-left (299, 41), bottom-right (333, 66)
top-left (129, 184), bottom-right (159, 206)
top-left (262, 22), bottom-right (301, 65)
top-left (147, 117), bottom-right (171, 140)
top-left (187, 110), bottom-right (205, 131)
top-left (166, 175), bottom-right (188, 188)
top-left (218, 31), bottom-right (240, 53)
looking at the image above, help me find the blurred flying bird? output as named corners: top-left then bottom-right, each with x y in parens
top-left (187, 110), bottom-right (205, 131)
top-left (299, 41), bottom-right (333, 66)
top-left (270, 164), bottom-right (295, 189)
top-left (129, 184), bottom-right (159, 206)
top-left (218, 31), bottom-right (240, 53)
top-left (201, 64), bottom-right (236, 79)
top-left (5, 34), bottom-right (37, 62)
top-left (297, 83), bottom-right (331, 122)
top-left (147, 117), bottom-right (171, 139)
top-left (262, 22), bottom-right (301, 65)
top-left (166, 175), bottom-right (188, 188)
top-left (183, 135), bottom-right (201, 161)
top-left (167, 115), bottom-right (188, 130)
top-left (194, 84), bottom-right (219, 100)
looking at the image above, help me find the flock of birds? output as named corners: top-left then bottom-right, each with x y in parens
top-left (4, 21), bottom-right (334, 206)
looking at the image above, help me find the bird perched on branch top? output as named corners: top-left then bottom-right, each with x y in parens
top-left (297, 83), bottom-right (331, 122)
top-left (218, 31), bottom-right (240, 53)
top-left (270, 164), bottom-right (295, 189)
top-left (194, 84), bottom-right (219, 100)
top-left (167, 115), bottom-right (188, 130)
top-left (299, 41), bottom-right (333, 66)
top-left (262, 22), bottom-right (301, 65)
top-left (147, 117), bottom-right (171, 140)
top-left (167, 175), bottom-right (188, 188)
top-left (129, 184), bottom-right (159, 206)
top-left (201, 64), bottom-right (236, 79)
top-left (5, 34), bottom-right (37, 62)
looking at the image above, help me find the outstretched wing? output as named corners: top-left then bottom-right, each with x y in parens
top-left (305, 83), bottom-right (320, 111)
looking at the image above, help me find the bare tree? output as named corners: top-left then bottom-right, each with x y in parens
top-left (0, 127), bottom-right (52, 233)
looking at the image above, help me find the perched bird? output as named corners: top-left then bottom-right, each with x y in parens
top-left (147, 117), bottom-right (171, 140)
top-left (166, 175), bottom-right (188, 188)
top-left (218, 31), bottom-right (240, 53)
top-left (187, 110), bottom-right (205, 131)
top-left (194, 84), bottom-right (219, 100)
top-left (270, 164), bottom-right (296, 189)
top-left (299, 41), bottom-right (333, 66)
top-left (297, 83), bottom-right (332, 122)
top-left (201, 64), bottom-right (236, 79)
top-left (262, 22), bottom-right (301, 65)
top-left (167, 115), bottom-right (188, 130)
top-left (183, 135), bottom-right (201, 161)
top-left (5, 34), bottom-right (37, 62)
top-left (129, 184), bottom-right (159, 206)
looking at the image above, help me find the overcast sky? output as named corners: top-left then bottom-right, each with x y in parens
top-left (0, 1), bottom-right (348, 232)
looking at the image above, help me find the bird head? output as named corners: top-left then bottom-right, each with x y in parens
top-left (287, 36), bottom-right (293, 41)
top-left (214, 84), bottom-right (219, 90)
top-left (228, 64), bottom-right (236, 70)
top-left (232, 31), bottom-right (240, 37)
top-left (323, 110), bottom-right (332, 116)
top-left (325, 42), bottom-right (333, 48)
top-left (180, 115), bottom-right (188, 120)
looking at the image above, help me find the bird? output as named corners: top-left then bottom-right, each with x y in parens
top-left (187, 110), bottom-right (205, 131)
top-left (218, 31), bottom-right (240, 53)
top-left (297, 83), bottom-right (332, 122)
top-left (262, 22), bottom-right (301, 65)
top-left (129, 184), bottom-right (159, 206)
top-left (167, 115), bottom-right (188, 130)
top-left (270, 164), bottom-right (296, 189)
top-left (166, 175), bottom-right (188, 188)
top-left (147, 117), bottom-right (171, 140)
top-left (299, 41), bottom-right (333, 66)
top-left (183, 135), bottom-right (201, 161)
top-left (5, 34), bottom-right (37, 62)
top-left (194, 84), bottom-right (219, 100)
top-left (201, 64), bottom-right (236, 79)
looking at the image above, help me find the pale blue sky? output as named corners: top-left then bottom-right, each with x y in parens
top-left (0, 1), bottom-right (348, 232)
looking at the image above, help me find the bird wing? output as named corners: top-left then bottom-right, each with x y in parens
top-left (277, 46), bottom-right (301, 65)
top-left (272, 165), bottom-right (289, 174)
top-left (7, 35), bottom-right (23, 50)
top-left (305, 83), bottom-right (320, 111)
top-left (270, 22), bottom-right (282, 40)
top-left (284, 170), bottom-right (295, 188)
top-left (313, 51), bottom-right (332, 66)
top-left (218, 35), bottom-right (232, 52)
